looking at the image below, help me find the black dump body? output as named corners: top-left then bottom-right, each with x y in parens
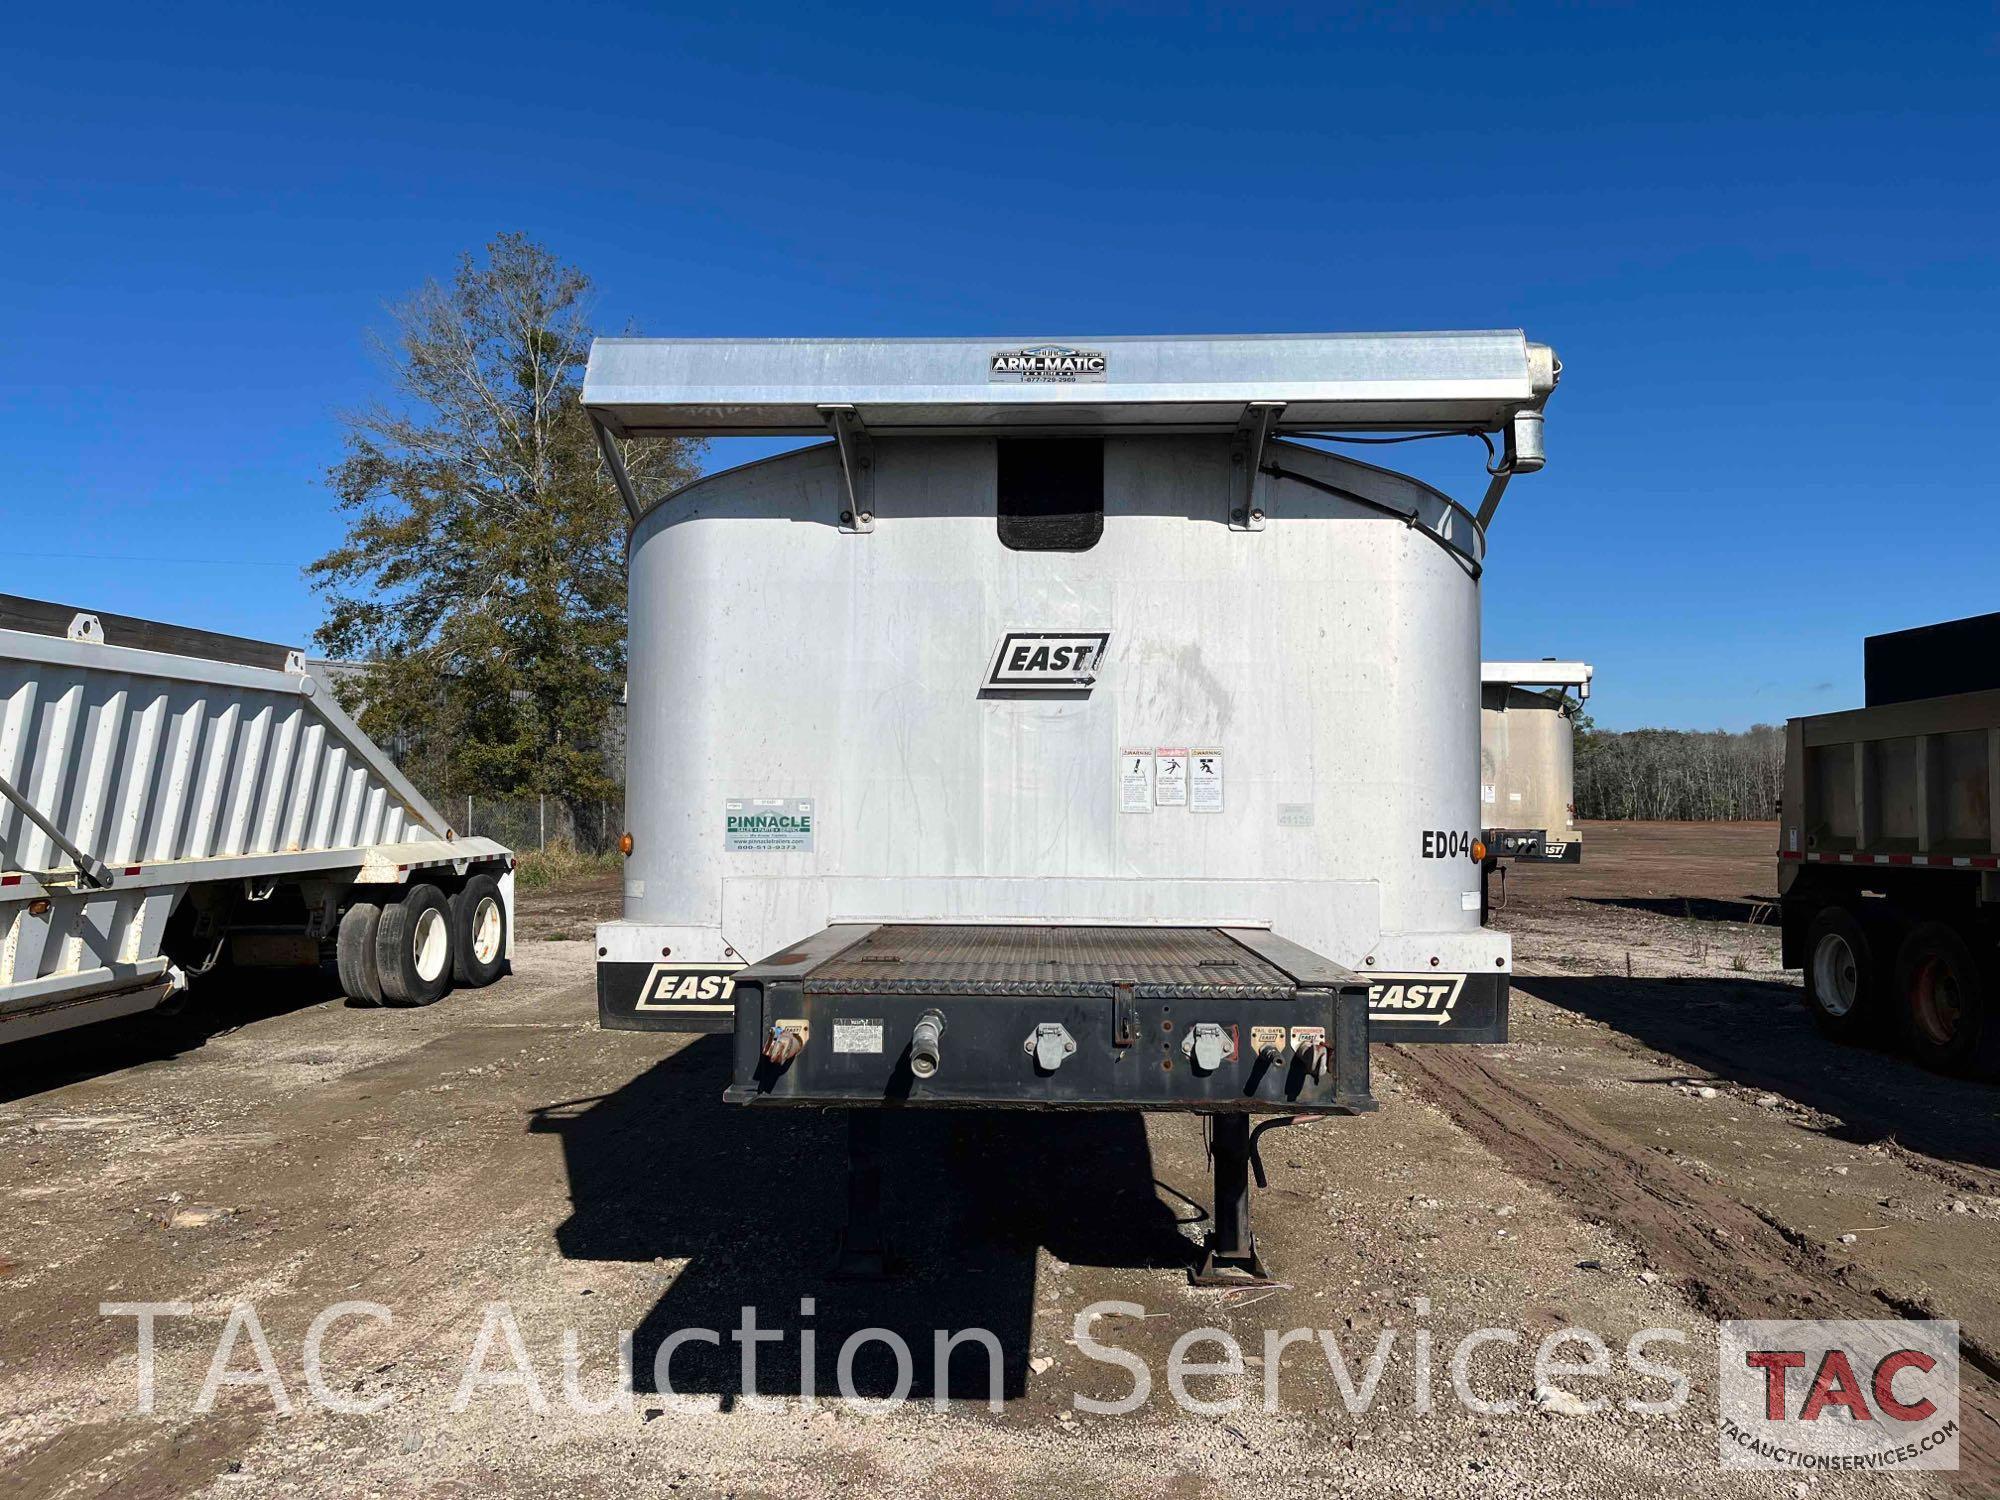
top-left (1866, 612), bottom-right (2000, 707)
top-left (724, 922), bottom-right (1373, 1114)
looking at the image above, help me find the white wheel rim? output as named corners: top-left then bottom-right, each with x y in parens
top-left (472, 896), bottom-right (502, 965)
top-left (412, 907), bottom-right (449, 984)
top-left (1812, 932), bottom-right (1860, 1017)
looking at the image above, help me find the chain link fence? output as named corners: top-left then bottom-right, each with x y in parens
top-left (447, 795), bottom-right (625, 856)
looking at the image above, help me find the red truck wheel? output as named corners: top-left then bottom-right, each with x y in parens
top-left (1895, 922), bottom-right (1998, 1077)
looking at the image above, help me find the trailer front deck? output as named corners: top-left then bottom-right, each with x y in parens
top-left (724, 921), bottom-right (1372, 1114)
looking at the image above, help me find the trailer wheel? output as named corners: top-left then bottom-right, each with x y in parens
top-left (450, 874), bottom-right (508, 987)
top-left (1802, 907), bottom-right (1885, 1042)
top-left (1895, 922), bottom-right (1998, 1077)
top-left (336, 902), bottom-right (385, 1006)
top-left (375, 884), bottom-right (455, 1007)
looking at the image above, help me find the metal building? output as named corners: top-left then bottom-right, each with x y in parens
top-left (1480, 660), bottom-right (1593, 862)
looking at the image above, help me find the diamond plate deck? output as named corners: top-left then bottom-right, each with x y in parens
top-left (799, 924), bottom-right (1295, 999)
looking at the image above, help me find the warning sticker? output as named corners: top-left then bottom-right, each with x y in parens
top-left (1155, 749), bottom-right (1188, 807)
top-left (833, 1019), bottom-right (884, 1055)
top-left (1481, 783), bottom-right (1496, 805)
top-left (1118, 750), bottom-right (1155, 813)
top-left (1190, 750), bottom-right (1224, 813)
top-left (725, 798), bottom-right (814, 852)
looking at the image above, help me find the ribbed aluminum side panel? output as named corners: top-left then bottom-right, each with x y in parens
top-left (0, 644), bottom-right (448, 995)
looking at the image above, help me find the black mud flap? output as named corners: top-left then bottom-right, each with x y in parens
top-left (597, 960), bottom-right (742, 1034)
top-left (1363, 971), bottom-right (1507, 1044)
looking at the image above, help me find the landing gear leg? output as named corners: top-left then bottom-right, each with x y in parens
top-left (834, 1110), bottom-right (889, 1279)
top-left (1193, 1113), bottom-right (1271, 1285)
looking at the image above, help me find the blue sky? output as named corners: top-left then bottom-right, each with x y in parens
top-left (4, 2), bottom-right (1994, 731)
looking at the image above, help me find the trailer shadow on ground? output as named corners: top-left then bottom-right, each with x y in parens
top-left (0, 964), bottom-right (351, 1104)
top-left (531, 1037), bottom-right (1196, 1406)
top-left (1523, 974), bottom-right (2000, 1176)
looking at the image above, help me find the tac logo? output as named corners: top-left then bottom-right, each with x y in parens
top-left (634, 962), bottom-right (742, 1014)
top-left (982, 631), bottom-right (1110, 695)
top-left (1366, 973), bottom-right (1465, 1027)
top-left (988, 344), bottom-right (1108, 383)
top-left (1719, 1319), bottom-right (1959, 1471)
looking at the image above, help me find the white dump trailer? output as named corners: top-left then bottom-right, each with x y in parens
top-left (0, 598), bottom-right (515, 1042)
top-left (583, 332), bottom-right (1557, 1278)
top-left (1781, 614), bottom-right (2000, 1077)
top-left (1480, 660), bottom-right (1592, 863)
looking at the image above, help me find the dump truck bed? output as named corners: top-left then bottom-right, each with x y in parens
top-left (723, 922), bottom-right (1373, 1113)
top-left (1779, 686), bottom-right (2000, 874)
top-left (1, 596), bottom-right (513, 1040)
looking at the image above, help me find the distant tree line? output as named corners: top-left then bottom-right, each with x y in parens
top-left (1573, 716), bottom-right (1784, 821)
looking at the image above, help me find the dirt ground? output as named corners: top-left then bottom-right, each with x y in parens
top-left (2, 825), bottom-right (1995, 1497)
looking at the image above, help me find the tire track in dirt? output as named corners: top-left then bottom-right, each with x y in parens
top-left (1386, 1042), bottom-right (2000, 1488)
top-left (1511, 953), bottom-right (2000, 1202)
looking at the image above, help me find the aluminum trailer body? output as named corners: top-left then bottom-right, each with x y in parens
top-left (1780, 633), bottom-right (2000, 1076)
top-left (585, 332), bottom-right (1559, 1277)
top-left (0, 598), bottom-right (516, 1042)
top-left (1479, 660), bottom-right (1592, 863)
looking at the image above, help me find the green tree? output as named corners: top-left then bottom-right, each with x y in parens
top-left (308, 234), bottom-right (698, 829)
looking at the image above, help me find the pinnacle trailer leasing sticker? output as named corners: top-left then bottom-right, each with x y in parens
top-left (725, 798), bottom-right (815, 852)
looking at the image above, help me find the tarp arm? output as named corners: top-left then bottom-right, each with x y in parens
top-left (1475, 405), bottom-right (1548, 529)
top-left (819, 405), bottom-right (875, 534)
top-left (1230, 401), bottom-right (1284, 530)
top-left (0, 770), bottom-right (111, 887)
top-left (592, 413), bottom-right (643, 523)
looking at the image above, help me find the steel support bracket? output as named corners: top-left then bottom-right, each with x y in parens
top-left (590, 413), bottom-right (644, 523)
top-left (1228, 401), bottom-right (1284, 530)
top-left (1474, 468), bottom-right (1510, 529)
top-left (820, 404), bottom-right (875, 533)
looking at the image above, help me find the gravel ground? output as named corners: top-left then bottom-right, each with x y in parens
top-left (0, 826), bottom-right (1987, 1497)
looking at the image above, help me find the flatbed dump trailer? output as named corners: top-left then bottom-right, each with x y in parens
top-left (1781, 614), bottom-right (2000, 1078)
top-left (584, 331), bottom-right (1560, 1280)
top-left (0, 597), bottom-right (515, 1043)
top-left (1480, 660), bottom-right (1592, 864)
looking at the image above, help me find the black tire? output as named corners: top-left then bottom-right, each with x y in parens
top-left (374, 884), bottom-right (455, 1007)
top-left (449, 874), bottom-right (508, 988)
top-left (336, 902), bottom-right (385, 1006)
top-left (1801, 906), bottom-right (1887, 1042)
top-left (1895, 921), bottom-right (2000, 1078)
